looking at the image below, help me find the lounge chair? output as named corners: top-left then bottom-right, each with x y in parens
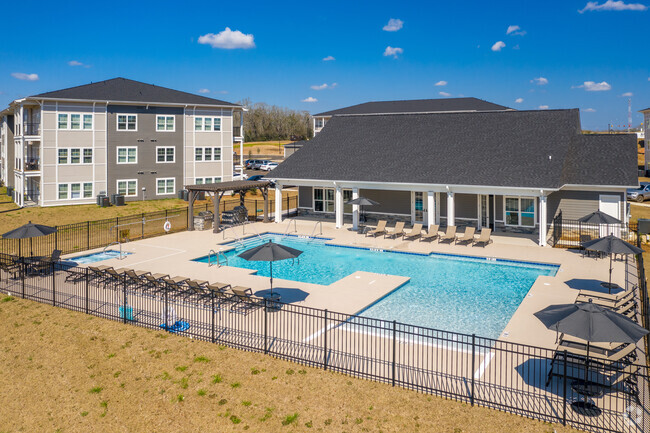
top-left (163, 276), bottom-right (191, 299)
top-left (186, 280), bottom-right (212, 302)
top-left (438, 226), bottom-right (457, 243)
top-left (385, 222), bottom-right (405, 239)
top-left (576, 286), bottom-right (635, 303)
top-left (577, 290), bottom-right (635, 309)
top-left (28, 249), bottom-right (63, 275)
top-left (473, 228), bottom-right (492, 247)
top-left (230, 287), bottom-right (264, 311)
top-left (420, 225), bottom-right (440, 242)
top-left (105, 267), bottom-right (130, 287)
top-left (88, 265), bottom-right (112, 286)
top-left (0, 256), bottom-right (21, 279)
top-left (206, 283), bottom-right (236, 305)
top-left (455, 227), bottom-right (476, 245)
top-left (366, 220), bottom-right (387, 237)
top-left (124, 269), bottom-right (151, 291)
top-left (403, 223), bottom-right (423, 241)
top-left (142, 272), bottom-right (170, 295)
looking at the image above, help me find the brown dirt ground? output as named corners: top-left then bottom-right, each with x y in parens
top-left (235, 141), bottom-right (293, 157)
top-left (0, 297), bottom-right (579, 433)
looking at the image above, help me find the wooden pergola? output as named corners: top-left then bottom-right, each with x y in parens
top-left (185, 180), bottom-right (271, 233)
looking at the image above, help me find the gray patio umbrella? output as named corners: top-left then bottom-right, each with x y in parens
top-left (582, 234), bottom-right (643, 293)
top-left (345, 196), bottom-right (379, 225)
top-left (2, 221), bottom-right (57, 257)
top-left (237, 241), bottom-right (303, 292)
top-left (535, 301), bottom-right (648, 413)
top-left (577, 211), bottom-right (621, 225)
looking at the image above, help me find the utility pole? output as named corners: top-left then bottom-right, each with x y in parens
top-left (628, 98), bottom-right (632, 133)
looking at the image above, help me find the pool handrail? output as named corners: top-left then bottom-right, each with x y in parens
top-left (242, 221), bottom-right (263, 241)
top-left (207, 249), bottom-right (229, 267)
top-left (103, 241), bottom-right (125, 260)
top-left (309, 221), bottom-right (323, 238)
top-left (283, 219), bottom-right (297, 237)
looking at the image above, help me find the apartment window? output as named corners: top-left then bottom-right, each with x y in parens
top-left (195, 147), bottom-right (221, 161)
top-left (315, 118), bottom-right (324, 129)
top-left (117, 114), bottom-right (137, 131)
top-left (58, 184), bottom-right (68, 200)
top-left (156, 146), bottom-right (175, 163)
top-left (214, 118), bottom-right (221, 131)
top-left (117, 180), bottom-right (137, 197)
top-left (70, 183), bottom-right (81, 198)
top-left (194, 117), bottom-right (203, 131)
top-left (156, 115), bottom-right (175, 132)
top-left (505, 197), bottom-right (536, 227)
top-left (57, 113), bottom-right (93, 130)
top-left (57, 182), bottom-right (92, 200)
top-left (204, 118), bottom-right (212, 130)
top-left (195, 147), bottom-right (202, 161)
top-left (70, 148), bottom-right (80, 164)
top-left (70, 114), bottom-right (81, 130)
top-left (83, 183), bottom-right (93, 198)
top-left (156, 178), bottom-right (175, 195)
top-left (194, 117), bottom-right (222, 132)
top-left (83, 114), bottom-right (93, 129)
top-left (83, 149), bottom-right (93, 164)
top-left (117, 147), bottom-right (137, 164)
top-left (58, 114), bottom-right (68, 129)
top-left (58, 149), bottom-right (68, 164)
top-left (313, 188), bottom-right (335, 212)
top-left (195, 177), bottom-right (221, 184)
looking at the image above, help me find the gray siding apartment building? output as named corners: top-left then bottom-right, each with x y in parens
top-left (0, 78), bottom-right (244, 207)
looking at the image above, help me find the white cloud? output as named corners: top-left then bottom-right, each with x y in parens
top-left (506, 25), bottom-right (527, 36)
top-left (579, 0), bottom-right (647, 13)
top-left (198, 27), bottom-right (255, 49)
top-left (583, 108), bottom-right (597, 112)
top-left (310, 83), bottom-right (337, 90)
top-left (302, 96), bottom-right (318, 103)
top-left (434, 80), bottom-right (448, 86)
top-left (11, 72), bottom-right (38, 81)
top-left (322, 55), bottom-right (335, 61)
top-left (574, 81), bottom-right (612, 91)
top-left (438, 91), bottom-right (452, 97)
top-left (491, 41), bottom-right (506, 51)
top-left (383, 18), bottom-right (404, 31)
top-left (538, 105), bottom-right (549, 110)
top-left (531, 76), bottom-right (549, 85)
top-left (383, 46), bottom-right (404, 58)
top-left (515, 98), bottom-right (524, 103)
top-left (198, 88), bottom-right (210, 94)
top-left (621, 92), bottom-right (633, 97)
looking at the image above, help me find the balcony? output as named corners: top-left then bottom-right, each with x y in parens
top-left (25, 159), bottom-right (40, 172)
top-left (23, 123), bottom-right (40, 136)
top-left (233, 126), bottom-right (242, 138)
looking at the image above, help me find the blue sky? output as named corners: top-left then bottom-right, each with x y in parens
top-left (1, 0), bottom-right (648, 130)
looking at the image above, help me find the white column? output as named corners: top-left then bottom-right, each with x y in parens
top-left (427, 191), bottom-right (435, 228)
top-left (435, 192), bottom-right (441, 224)
top-left (352, 187), bottom-right (359, 230)
top-left (539, 195), bottom-right (547, 246)
top-left (239, 112), bottom-right (244, 177)
top-left (447, 192), bottom-right (455, 227)
top-left (275, 185), bottom-right (283, 223)
top-left (335, 185), bottom-right (343, 229)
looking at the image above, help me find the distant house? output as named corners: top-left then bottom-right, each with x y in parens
top-left (0, 78), bottom-right (244, 207)
top-left (271, 104), bottom-right (636, 246)
top-left (311, 97), bottom-right (511, 135)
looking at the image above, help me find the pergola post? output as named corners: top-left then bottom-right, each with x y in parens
top-left (352, 187), bottom-right (359, 230)
top-left (447, 191), bottom-right (455, 227)
top-left (427, 191), bottom-right (435, 228)
top-left (262, 187), bottom-right (269, 223)
top-left (335, 185), bottom-right (343, 229)
top-left (239, 189), bottom-right (245, 207)
top-left (275, 185), bottom-right (283, 223)
top-left (188, 190), bottom-right (195, 231)
top-left (539, 194), bottom-right (548, 246)
top-left (213, 192), bottom-right (221, 233)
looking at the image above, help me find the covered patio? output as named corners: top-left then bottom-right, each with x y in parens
top-left (185, 180), bottom-right (272, 233)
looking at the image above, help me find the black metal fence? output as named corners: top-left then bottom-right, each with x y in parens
top-left (0, 196), bottom-right (299, 257)
top-left (635, 237), bottom-right (650, 369)
top-left (0, 253), bottom-right (647, 433)
top-left (551, 212), bottom-right (638, 249)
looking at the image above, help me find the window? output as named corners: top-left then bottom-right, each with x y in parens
top-left (57, 182), bottom-right (92, 200)
top-left (57, 148), bottom-right (92, 164)
top-left (58, 149), bottom-right (68, 164)
top-left (117, 114), bottom-right (137, 131)
top-left (194, 117), bottom-right (222, 131)
top-left (505, 197), bottom-right (536, 227)
top-left (195, 147), bottom-right (221, 161)
top-left (156, 115), bottom-right (175, 131)
top-left (315, 118), bottom-right (324, 129)
top-left (343, 190), bottom-right (353, 213)
top-left (70, 183), bottom-right (81, 199)
top-left (156, 146), bottom-right (175, 163)
top-left (313, 188), bottom-right (335, 212)
top-left (57, 113), bottom-right (93, 130)
top-left (156, 178), bottom-right (175, 195)
top-left (117, 180), bottom-right (137, 196)
top-left (117, 147), bottom-right (137, 164)
top-left (195, 177), bottom-right (221, 184)
top-left (58, 184), bottom-right (68, 200)
top-left (83, 183), bottom-right (93, 198)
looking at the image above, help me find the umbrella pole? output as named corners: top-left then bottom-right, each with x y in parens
top-left (584, 342), bottom-right (590, 405)
top-left (270, 261), bottom-right (273, 293)
top-left (608, 254), bottom-right (613, 294)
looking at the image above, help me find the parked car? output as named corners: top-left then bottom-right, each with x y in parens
top-left (247, 175), bottom-right (265, 182)
top-left (260, 162), bottom-right (279, 171)
top-left (253, 160), bottom-right (271, 170)
top-left (627, 182), bottom-right (650, 203)
top-left (232, 172), bottom-right (248, 181)
top-left (246, 159), bottom-right (263, 169)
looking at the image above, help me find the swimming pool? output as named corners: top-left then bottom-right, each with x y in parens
top-left (70, 250), bottom-right (132, 264)
top-left (194, 234), bottom-right (558, 338)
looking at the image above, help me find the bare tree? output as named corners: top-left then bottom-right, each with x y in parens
top-left (239, 99), bottom-right (312, 141)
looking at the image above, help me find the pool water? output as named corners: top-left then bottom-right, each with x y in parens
top-left (70, 250), bottom-right (132, 264)
top-left (194, 234), bottom-right (558, 338)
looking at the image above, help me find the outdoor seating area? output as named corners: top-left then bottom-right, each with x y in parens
top-left (362, 220), bottom-right (493, 248)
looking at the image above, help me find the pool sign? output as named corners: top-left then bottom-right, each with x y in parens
top-left (163, 220), bottom-right (172, 232)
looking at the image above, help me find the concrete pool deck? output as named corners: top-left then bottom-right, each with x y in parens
top-left (62, 218), bottom-right (634, 350)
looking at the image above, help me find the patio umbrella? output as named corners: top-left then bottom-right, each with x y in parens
top-left (237, 240), bottom-right (303, 292)
top-left (535, 301), bottom-right (648, 413)
top-left (2, 221), bottom-right (57, 257)
top-left (577, 211), bottom-right (621, 225)
top-left (345, 196), bottom-right (379, 225)
top-left (582, 234), bottom-right (643, 293)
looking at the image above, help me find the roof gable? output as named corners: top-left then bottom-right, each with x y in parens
top-left (31, 78), bottom-right (238, 107)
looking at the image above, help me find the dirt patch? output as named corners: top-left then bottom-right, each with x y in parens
top-left (0, 297), bottom-right (578, 433)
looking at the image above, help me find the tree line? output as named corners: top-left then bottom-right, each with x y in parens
top-left (239, 98), bottom-right (312, 142)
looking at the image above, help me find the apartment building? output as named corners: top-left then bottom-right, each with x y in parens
top-left (0, 78), bottom-right (244, 207)
top-left (642, 107), bottom-right (650, 173)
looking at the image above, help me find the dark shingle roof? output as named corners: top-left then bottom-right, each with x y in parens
top-left (31, 78), bottom-right (238, 106)
top-left (313, 97), bottom-right (510, 117)
top-left (271, 109), bottom-right (637, 189)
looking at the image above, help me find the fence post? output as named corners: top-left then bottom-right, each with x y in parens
top-left (323, 309), bottom-right (328, 370)
top-left (211, 291), bottom-right (216, 343)
top-left (562, 350), bottom-right (567, 425)
top-left (392, 320), bottom-right (397, 387)
top-left (115, 217), bottom-right (119, 243)
top-left (87, 221), bottom-right (90, 250)
top-left (264, 299), bottom-right (268, 354)
top-left (55, 228), bottom-right (58, 252)
top-left (255, 199), bottom-right (258, 221)
top-left (470, 334), bottom-right (475, 406)
top-left (85, 267), bottom-right (89, 315)
top-left (122, 277), bottom-right (127, 324)
top-left (51, 261), bottom-right (56, 307)
top-left (20, 257), bottom-right (25, 298)
top-left (141, 213), bottom-right (145, 239)
top-left (163, 284), bottom-right (169, 330)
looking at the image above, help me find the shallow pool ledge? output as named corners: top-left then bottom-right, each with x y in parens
top-left (301, 271), bottom-right (410, 316)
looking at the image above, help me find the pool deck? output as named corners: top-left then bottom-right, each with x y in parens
top-left (63, 218), bottom-right (634, 351)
